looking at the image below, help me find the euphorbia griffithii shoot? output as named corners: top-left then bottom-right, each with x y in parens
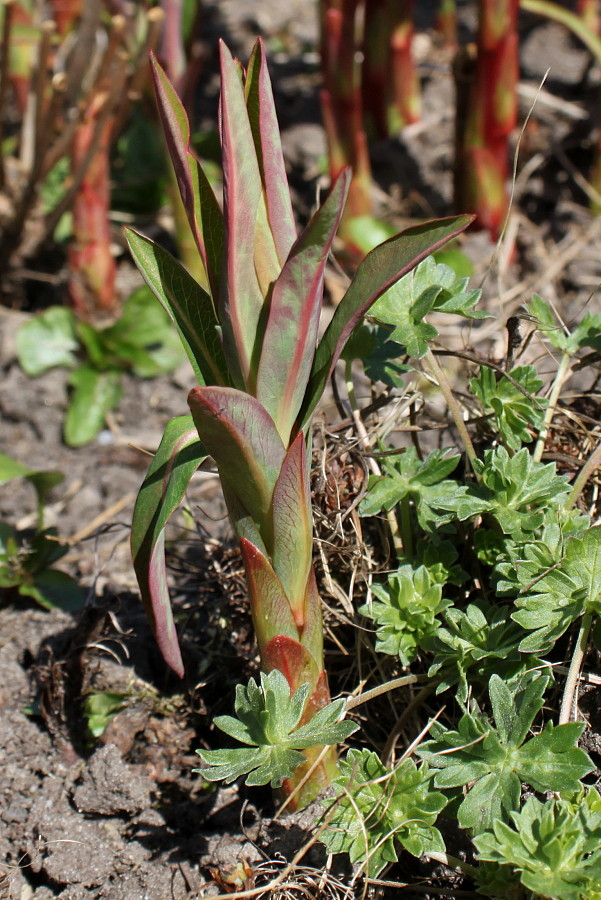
top-left (127, 38), bottom-right (472, 807)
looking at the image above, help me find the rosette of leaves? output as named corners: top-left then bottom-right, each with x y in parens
top-left (359, 447), bottom-right (488, 533)
top-left (360, 563), bottom-right (451, 665)
top-left (474, 789), bottom-right (601, 900)
top-left (368, 255), bottom-right (489, 359)
top-left (195, 669), bottom-right (357, 789)
top-left (416, 673), bottom-right (594, 834)
top-left (513, 525), bottom-right (601, 653)
top-left (470, 364), bottom-right (546, 451)
top-left (473, 446), bottom-right (570, 538)
top-left (427, 601), bottom-right (535, 704)
top-left (319, 748), bottom-right (446, 878)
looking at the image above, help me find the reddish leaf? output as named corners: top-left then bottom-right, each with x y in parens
top-left (218, 41), bottom-right (270, 389)
top-left (188, 386), bottom-right (285, 540)
top-left (150, 53), bottom-right (223, 300)
top-left (240, 538), bottom-right (299, 649)
top-left (270, 434), bottom-right (313, 618)
top-left (244, 38), bottom-right (297, 265)
top-left (300, 214), bottom-right (475, 429)
top-left (255, 169), bottom-right (350, 443)
top-left (262, 634), bottom-right (320, 694)
top-left (131, 416), bottom-right (207, 677)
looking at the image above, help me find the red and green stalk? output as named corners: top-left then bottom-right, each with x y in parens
top-left (362, 0), bottom-right (420, 139)
top-left (456, 0), bottom-right (519, 239)
top-left (127, 39), bottom-right (472, 808)
top-left (436, 0), bottom-right (457, 48)
top-left (319, 0), bottom-right (373, 223)
top-left (68, 89), bottom-right (118, 323)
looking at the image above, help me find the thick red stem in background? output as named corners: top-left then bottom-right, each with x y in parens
top-left (320, 0), bottom-right (373, 219)
top-left (68, 92), bottom-right (117, 323)
top-left (456, 0), bottom-right (519, 238)
top-left (362, 0), bottom-right (420, 138)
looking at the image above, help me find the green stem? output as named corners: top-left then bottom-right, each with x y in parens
top-left (559, 612), bottom-right (593, 724)
top-left (345, 359), bottom-right (403, 553)
top-left (565, 436), bottom-right (601, 510)
top-left (533, 351), bottom-right (572, 463)
top-left (425, 347), bottom-right (479, 475)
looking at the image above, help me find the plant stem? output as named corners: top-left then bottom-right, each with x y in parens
top-left (533, 351), bottom-right (572, 463)
top-left (521, 0), bottom-right (601, 62)
top-left (346, 673), bottom-right (422, 710)
top-left (559, 612), bottom-right (593, 724)
top-left (345, 360), bottom-right (403, 553)
top-left (565, 436), bottom-right (601, 510)
top-left (425, 347), bottom-right (478, 475)
top-left (426, 851), bottom-right (479, 878)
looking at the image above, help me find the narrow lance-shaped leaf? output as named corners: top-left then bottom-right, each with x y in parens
top-left (240, 538), bottom-right (299, 647)
top-left (218, 41), bottom-right (267, 389)
top-left (131, 416), bottom-right (208, 677)
top-left (125, 228), bottom-right (229, 387)
top-left (244, 38), bottom-right (297, 264)
top-left (299, 214), bottom-right (475, 429)
top-left (255, 169), bottom-right (350, 443)
top-left (270, 433), bottom-right (313, 620)
top-left (188, 386), bottom-right (286, 542)
top-left (150, 53), bottom-right (223, 299)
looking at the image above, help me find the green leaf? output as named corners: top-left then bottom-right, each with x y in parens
top-left (0, 453), bottom-right (63, 513)
top-left (474, 790), bottom-right (601, 900)
top-left (64, 365), bottom-right (122, 447)
top-left (528, 294), bottom-right (601, 356)
top-left (124, 228), bottom-right (228, 386)
top-left (514, 525), bottom-right (601, 652)
top-left (20, 569), bottom-right (84, 613)
top-left (195, 670), bottom-right (357, 788)
top-left (341, 323), bottom-right (410, 389)
top-left (359, 447), bottom-right (488, 532)
top-left (300, 215), bottom-right (475, 430)
top-left (359, 563), bottom-right (451, 665)
top-left (16, 307), bottom-right (78, 375)
top-left (217, 40), bottom-right (270, 388)
top-left (428, 601), bottom-right (533, 704)
top-left (470, 365), bottom-right (546, 450)
top-left (131, 415), bottom-right (207, 678)
top-left (98, 287), bottom-right (184, 377)
top-left (320, 749), bottom-right (446, 878)
top-left (369, 255), bottom-right (489, 359)
top-left (84, 691), bottom-right (128, 738)
top-left (417, 674), bottom-right (594, 834)
top-left (473, 446), bottom-right (570, 538)
top-left (244, 39), bottom-right (297, 265)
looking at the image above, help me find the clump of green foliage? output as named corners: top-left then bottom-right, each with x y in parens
top-left (194, 256), bottom-right (601, 898)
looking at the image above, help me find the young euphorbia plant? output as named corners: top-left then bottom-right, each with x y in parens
top-left (126, 38), bottom-right (472, 808)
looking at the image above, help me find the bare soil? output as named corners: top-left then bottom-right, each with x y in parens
top-left (2, 3), bottom-right (601, 898)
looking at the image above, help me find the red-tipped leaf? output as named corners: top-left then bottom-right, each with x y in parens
top-left (188, 386), bottom-right (286, 538)
top-left (131, 416), bottom-right (208, 677)
top-left (218, 41), bottom-right (271, 388)
top-left (240, 538), bottom-right (299, 647)
top-left (255, 169), bottom-right (350, 443)
top-left (150, 53), bottom-right (223, 300)
top-left (270, 433), bottom-right (313, 618)
top-left (244, 38), bottom-right (297, 265)
top-left (299, 214), bottom-right (475, 429)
